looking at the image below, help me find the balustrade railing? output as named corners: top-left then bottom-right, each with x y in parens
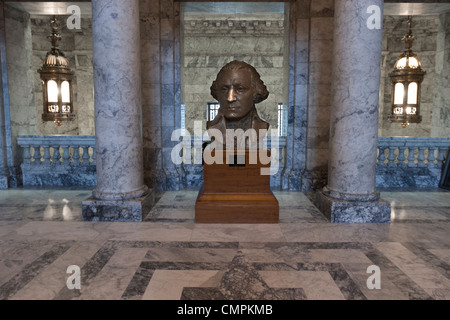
top-left (18, 136), bottom-right (96, 166)
top-left (376, 137), bottom-right (450, 188)
top-left (17, 136), bottom-right (96, 186)
top-left (377, 137), bottom-right (450, 168)
top-left (16, 135), bottom-right (450, 188)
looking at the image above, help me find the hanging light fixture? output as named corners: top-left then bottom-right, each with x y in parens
top-left (38, 16), bottom-right (75, 126)
top-left (388, 16), bottom-right (426, 128)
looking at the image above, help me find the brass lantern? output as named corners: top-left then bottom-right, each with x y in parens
top-left (38, 16), bottom-right (75, 126)
top-left (388, 16), bottom-right (426, 128)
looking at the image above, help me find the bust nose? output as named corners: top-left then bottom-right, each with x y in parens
top-left (227, 88), bottom-right (237, 102)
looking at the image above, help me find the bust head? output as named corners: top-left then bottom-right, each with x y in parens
top-left (210, 61), bottom-right (269, 122)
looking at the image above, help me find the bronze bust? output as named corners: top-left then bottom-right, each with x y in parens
top-left (207, 60), bottom-right (269, 145)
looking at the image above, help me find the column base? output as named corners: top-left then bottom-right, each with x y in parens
top-left (313, 190), bottom-right (391, 223)
top-left (82, 190), bottom-right (155, 222)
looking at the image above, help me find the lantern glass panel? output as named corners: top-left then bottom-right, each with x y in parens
top-left (394, 83), bottom-right (404, 105)
top-left (409, 57), bottom-right (419, 68)
top-left (395, 57), bottom-right (407, 69)
top-left (61, 81), bottom-right (70, 103)
top-left (47, 80), bottom-right (58, 103)
top-left (407, 82), bottom-right (418, 104)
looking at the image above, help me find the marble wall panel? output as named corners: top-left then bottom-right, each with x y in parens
top-left (304, 4), bottom-right (334, 190)
top-left (310, 17), bottom-right (334, 40)
top-left (431, 12), bottom-right (450, 138)
top-left (310, 0), bottom-right (334, 17)
top-left (4, 4), bottom-right (35, 180)
top-left (140, 0), bottom-right (183, 191)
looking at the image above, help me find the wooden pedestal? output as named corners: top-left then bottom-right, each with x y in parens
top-left (195, 149), bottom-right (279, 223)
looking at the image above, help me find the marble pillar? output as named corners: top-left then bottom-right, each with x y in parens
top-left (0, 5), bottom-right (8, 189)
top-left (0, 2), bottom-right (14, 189)
top-left (314, 0), bottom-right (391, 223)
top-left (282, 1), bottom-right (308, 191)
top-left (82, 0), bottom-right (154, 221)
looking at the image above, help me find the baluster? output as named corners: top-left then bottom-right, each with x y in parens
top-left (182, 137), bottom-right (191, 165)
top-left (91, 147), bottom-right (96, 165)
top-left (427, 147), bottom-right (437, 167)
top-left (407, 147), bottom-right (417, 167)
top-left (83, 146), bottom-right (91, 166)
top-left (397, 147), bottom-right (407, 167)
top-left (387, 147), bottom-right (397, 167)
top-left (437, 147), bottom-right (446, 168)
top-left (272, 147), bottom-right (281, 172)
top-left (51, 145), bottom-right (61, 163)
top-left (72, 146), bottom-right (81, 165)
top-left (23, 145), bottom-right (31, 164)
top-left (33, 146), bottom-right (42, 165)
top-left (61, 145), bottom-right (70, 164)
top-left (42, 145), bottom-right (51, 164)
top-left (417, 147), bottom-right (427, 167)
top-left (82, 146), bottom-right (90, 165)
top-left (192, 145), bottom-right (201, 165)
top-left (281, 147), bottom-right (286, 167)
top-left (193, 138), bottom-right (202, 165)
top-left (377, 147), bottom-right (387, 166)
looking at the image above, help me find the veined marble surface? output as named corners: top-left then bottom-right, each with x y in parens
top-left (0, 187), bottom-right (450, 300)
top-left (92, 0), bottom-right (147, 199)
top-left (327, 0), bottom-right (383, 198)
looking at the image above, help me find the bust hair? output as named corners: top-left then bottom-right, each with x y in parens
top-left (210, 60), bottom-right (269, 104)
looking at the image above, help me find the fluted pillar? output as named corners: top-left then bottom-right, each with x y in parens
top-left (82, 0), bottom-right (154, 221)
top-left (315, 0), bottom-right (391, 223)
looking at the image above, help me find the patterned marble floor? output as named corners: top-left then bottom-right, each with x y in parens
top-left (0, 187), bottom-right (450, 300)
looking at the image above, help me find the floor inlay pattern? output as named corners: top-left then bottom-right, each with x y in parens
top-left (0, 188), bottom-right (450, 300)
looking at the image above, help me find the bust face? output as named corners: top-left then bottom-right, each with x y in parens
top-left (215, 68), bottom-right (255, 121)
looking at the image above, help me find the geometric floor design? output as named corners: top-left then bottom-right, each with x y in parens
top-left (1, 188), bottom-right (450, 300)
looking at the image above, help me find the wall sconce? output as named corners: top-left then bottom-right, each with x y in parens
top-left (388, 16), bottom-right (426, 128)
top-left (38, 16), bottom-right (75, 126)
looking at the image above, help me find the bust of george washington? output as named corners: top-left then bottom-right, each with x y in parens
top-left (207, 61), bottom-right (270, 140)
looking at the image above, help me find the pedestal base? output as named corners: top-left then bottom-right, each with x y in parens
top-left (314, 191), bottom-right (391, 223)
top-left (195, 185), bottom-right (279, 224)
top-left (82, 190), bottom-right (154, 222)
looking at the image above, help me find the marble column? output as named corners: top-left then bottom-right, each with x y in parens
top-left (282, 1), bottom-right (308, 191)
top-left (0, 2), bottom-right (14, 189)
top-left (82, 0), bottom-right (154, 221)
top-left (314, 0), bottom-right (391, 223)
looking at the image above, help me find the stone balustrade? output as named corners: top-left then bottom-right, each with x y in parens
top-left (377, 137), bottom-right (450, 188)
top-left (16, 135), bottom-right (450, 189)
top-left (17, 135), bottom-right (96, 187)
